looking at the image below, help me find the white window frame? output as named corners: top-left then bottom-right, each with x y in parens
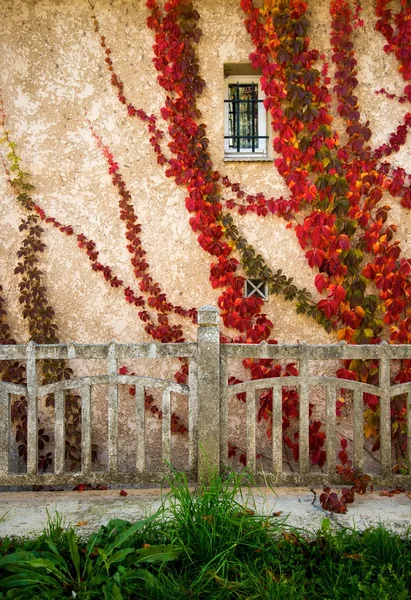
top-left (224, 75), bottom-right (270, 161)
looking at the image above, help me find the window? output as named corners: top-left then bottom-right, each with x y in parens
top-left (224, 73), bottom-right (270, 160)
top-left (244, 279), bottom-right (269, 300)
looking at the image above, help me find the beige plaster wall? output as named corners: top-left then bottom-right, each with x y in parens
top-left (0, 0), bottom-right (410, 347)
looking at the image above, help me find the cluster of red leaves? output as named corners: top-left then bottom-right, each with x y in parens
top-left (376, 0), bottom-right (411, 99)
top-left (379, 487), bottom-right (405, 497)
top-left (228, 442), bottom-right (247, 467)
top-left (337, 463), bottom-right (372, 494)
top-left (338, 436), bottom-right (348, 465)
top-left (373, 113), bottom-right (411, 159)
top-left (375, 87), bottom-right (407, 105)
top-left (320, 487), bottom-right (354, 513)
top-left (221, 173), bottom-right (294, 218)
top-left (73, 483), bottom-right (108, 492)
top-left (321, 462), bottom-right (372, 513)
top-left (375, 1), bottom-right (411, 205)
top-left (352, 0), bottom-right (365, 30)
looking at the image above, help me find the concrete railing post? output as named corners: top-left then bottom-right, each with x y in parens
top-left (26, 341), bottom-right (38, 476)
top-left (197, 305), bottom-right (220, 483)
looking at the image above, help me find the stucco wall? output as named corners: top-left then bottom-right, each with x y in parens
top-left (0, 0), bottom-right (410, 347)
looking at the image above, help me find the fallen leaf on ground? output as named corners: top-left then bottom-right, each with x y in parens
top-left (76, 521), bottom-right (88, 527)
top-left (73, 484), bottom-right (88, 492)
top-left (379, 489), bottom-right (404, 497)
top-left (273, 511), bottom-right (283, 517)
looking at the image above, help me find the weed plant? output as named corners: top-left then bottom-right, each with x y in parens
top-left (0, 472), bottom-right (409, 599)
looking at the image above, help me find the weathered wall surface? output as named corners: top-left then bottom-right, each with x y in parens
top-left (0, 0), bottom-right (410, 346)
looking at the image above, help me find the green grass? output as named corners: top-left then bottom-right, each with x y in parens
top-left (0, 472), bottom-right (410, 599)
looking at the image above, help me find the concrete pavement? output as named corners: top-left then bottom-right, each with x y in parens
top-left (0, 487), bottom-right (409, 539)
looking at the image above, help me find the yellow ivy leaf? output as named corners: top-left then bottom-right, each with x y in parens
top-left (364, 422), bottom-right (376, 439)
top-left (337, 327), bottom-right (346, 340)
top-left (355, 306), bottom-right (365, 318)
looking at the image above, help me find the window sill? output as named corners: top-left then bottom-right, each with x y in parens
top-left (224, 156), bottom-right (273, 162)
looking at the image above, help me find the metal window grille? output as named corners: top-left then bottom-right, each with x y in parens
top-left (224, 82), bottom-right (268, 153)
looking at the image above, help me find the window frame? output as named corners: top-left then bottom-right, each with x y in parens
top-left (224, 75), bottom-right (270, 161)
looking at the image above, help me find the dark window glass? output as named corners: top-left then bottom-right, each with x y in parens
top-left (228, 83), bottom-right (259, 152)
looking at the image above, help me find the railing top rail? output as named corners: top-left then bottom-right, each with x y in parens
top-left (227, 376), bottom-right (381, 395)
top-left (2, 341), bottom-right (411, 362)
top-left (3, 340), bottom-right (411, 362)
top-left (221, 341), bottom-right (411, 360)
top-left (0, 342), bottom-right (197, 361)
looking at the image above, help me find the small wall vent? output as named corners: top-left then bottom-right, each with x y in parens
top-left (244, 279), bottom-right (269, 300)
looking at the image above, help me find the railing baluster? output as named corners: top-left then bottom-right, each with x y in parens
top-left (81, 385), bottom-right (92, 474)
top-left (353, 389), bottom-right (364, 472)
top-left (26, 341), bottom-right (38, 475)
top-left (219, 355), bottom-right (228, 470)
top-left (162, 388), bottom-right (171, 467)
top-left (246, 391), bottom-right (256, 475)
top-left (299, 349), bottom-right (310, 475)
top-left (407, 392), bottom-right (411, 470)
top-left (54, 390), bottom-right (65, 475)
top-left (379, 352), bottom-right (391, 478)
top-left (135, 382), bottom-right (145, 472)
top-left (188, 358), bottom-right (198, 474)
top-left (325, 385), bottom-right (336, 478)
top-left (272, 385), bottom-right (282, 480)
top-left (0, 389), bottom-right (10, 476)
top-left (108, 343), bottom-right (118, 473)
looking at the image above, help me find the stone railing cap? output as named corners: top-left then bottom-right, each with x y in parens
top-left (198, 305), bottom-right (219, 326)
